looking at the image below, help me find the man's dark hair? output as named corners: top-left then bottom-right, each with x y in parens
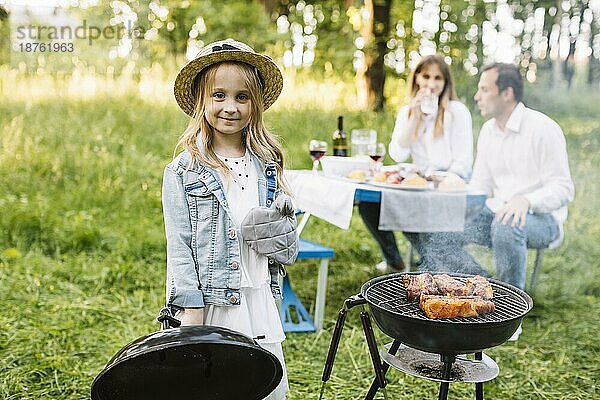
top-left (481, 63), bottom-right (523, 103)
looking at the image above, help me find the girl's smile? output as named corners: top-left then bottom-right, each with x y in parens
top-left (220, 116), bottom-right (241, 123)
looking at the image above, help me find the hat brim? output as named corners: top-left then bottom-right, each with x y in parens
top-left (174, 51), bottom-right (283, 117)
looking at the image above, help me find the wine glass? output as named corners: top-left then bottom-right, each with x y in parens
top-left (309, 139), bottom-right (327, 172)
top-left (368, 142), bottom-right (386, 174)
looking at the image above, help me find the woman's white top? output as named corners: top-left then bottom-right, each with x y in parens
top-left (205, 151), bottom-right (286, 345)
top-left (388, 100), bottom-right (473, 178)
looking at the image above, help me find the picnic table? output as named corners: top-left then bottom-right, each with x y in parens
top-left (286, 169), bottom-right (485, 232)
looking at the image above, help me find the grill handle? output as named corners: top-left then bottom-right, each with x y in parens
top-left (345, 294), bottom-right (367, 309)
top-left (156, 307), bottom-right (181, 330)
top-left (321, 306), bottom-right (348, 383)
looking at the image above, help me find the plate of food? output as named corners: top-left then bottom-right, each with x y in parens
top-left (367, 172), bottom-right (430, 190)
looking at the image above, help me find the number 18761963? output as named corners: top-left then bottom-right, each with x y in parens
top-left (18, 42), bottom-right (74, 52)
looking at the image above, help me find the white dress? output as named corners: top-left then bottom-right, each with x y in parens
top-left (205, 151), bottom-right (288, 400)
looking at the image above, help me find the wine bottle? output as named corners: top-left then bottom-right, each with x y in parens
top-left (332, 115), bottom-right (348, 157)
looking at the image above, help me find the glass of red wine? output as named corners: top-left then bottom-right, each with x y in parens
top-left (368, 142), bottom-right (386, 174)
top-left (309, 139), bottom-right (327, 172)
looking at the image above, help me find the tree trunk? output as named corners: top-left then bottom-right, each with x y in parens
top-left (549, 0), bottom-right (564, 89)
top-left (563, 41), bottom-right (576, 90)
top-left (551, 53), bottom-right (563, 88)
top-left (166, 6), bottom-right (190, 57)
top-left (258, 0), bottom-right (277, 19)
top-left (588, 46), bottom-right (597, 88)
top-left (0, 6), bottom-right (9, 67)
top-left (587, 9), bottom-right (598, 88)
top-left (550, 13), bottom-right (564, 89)
top-left (356, 0), bottom-right (392, 112)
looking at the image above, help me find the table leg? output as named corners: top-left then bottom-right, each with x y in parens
top-left (314, 258), bottom-right (328, 332)
top-left (296, 211), bottom-right (312, 236)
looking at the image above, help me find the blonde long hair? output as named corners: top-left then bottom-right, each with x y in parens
top-left (407, 55), bottom-right (457, 140)
top-left (175, 61), bottom-right (290, 194)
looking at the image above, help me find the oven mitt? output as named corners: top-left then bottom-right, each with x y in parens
top-left (241, 193), bottom-right (298, 265)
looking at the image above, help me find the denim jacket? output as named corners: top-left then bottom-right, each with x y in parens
top-left (162, 149), bottom-right (282, 309)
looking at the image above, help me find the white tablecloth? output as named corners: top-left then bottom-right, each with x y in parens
top-left (285, 170), bottom-right (357, 229)
top-left (285, 170), bottom-right (468, 232)
top-left (379, 189), bottom-right (465, 232)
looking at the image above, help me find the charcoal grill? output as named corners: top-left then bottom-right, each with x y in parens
top-left (91, 309), bottom-right (283, 400)
top-left (319, 272), bottom-right (533, 400)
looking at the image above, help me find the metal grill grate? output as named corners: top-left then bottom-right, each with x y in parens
top-left (364, 276), bottom-right (530, 324)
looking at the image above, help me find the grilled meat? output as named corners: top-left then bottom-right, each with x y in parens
top-left (466, 275), bottom-right (494, 300)
top-left (419, 295), bottom-right (496, 319)
top-left (403, 273), bottom-right (495, 301)
top-left (433, 274), bottom-right (472, 297)
top-left (402, 273), bottom-right (497, 318)
top-left (402, 273), bottom-right (440, 301)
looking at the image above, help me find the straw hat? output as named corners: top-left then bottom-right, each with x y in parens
top-left (174, 39), bottom-right (283, 116)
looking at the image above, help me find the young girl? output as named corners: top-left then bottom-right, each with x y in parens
top-left (359, 55), bottom-right (473, 272)
top-left (162, 39), bottom-right (291, 399)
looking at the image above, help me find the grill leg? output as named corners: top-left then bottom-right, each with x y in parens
top-left (364, 340), bottom-right (401, 400)
top-left (437, 355), bottom-right (455, 400)
top-left (321, 308), bottom-right (348, 384)
top-left (475, 352), bottom-right (484, 400)
top-left (360, 312), bottom-right (386, 389)
top-left (438, 382), bottom-right (450, 400)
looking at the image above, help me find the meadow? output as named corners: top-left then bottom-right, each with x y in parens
top-left (1, 69), bottom-right (599, 399)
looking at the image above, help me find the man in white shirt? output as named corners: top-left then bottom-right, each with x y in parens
top-left (425, 63), bottom-right (574, 290)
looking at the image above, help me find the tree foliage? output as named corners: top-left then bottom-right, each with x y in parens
top-left (5, 0), bottom-right (599, 101)
top-left (136, 0), bottom-right (278, 62)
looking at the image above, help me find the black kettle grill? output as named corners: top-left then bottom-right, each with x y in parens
top-left (319, 272), bottom-right (533, 400)
top-left (91, 309), bottom-right (283, 400)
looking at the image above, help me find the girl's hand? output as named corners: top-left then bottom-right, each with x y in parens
top-left (179, 308), bottom-right (205, 326)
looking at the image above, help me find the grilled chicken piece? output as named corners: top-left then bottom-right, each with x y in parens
top-left (433, 274), bottom-right (473, 297)
top-left (466, 275), bottom-right (494, 300)
top-left (419, 295), bottom-right (496, 319)
top-left (402, 273), bottom-right (440, 301)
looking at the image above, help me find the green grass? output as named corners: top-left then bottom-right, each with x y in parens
top-left (1, 78), bottom-right (599, 399)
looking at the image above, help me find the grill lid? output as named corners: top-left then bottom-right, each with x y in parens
top-left (91, 326), bottom-right (283, 400)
